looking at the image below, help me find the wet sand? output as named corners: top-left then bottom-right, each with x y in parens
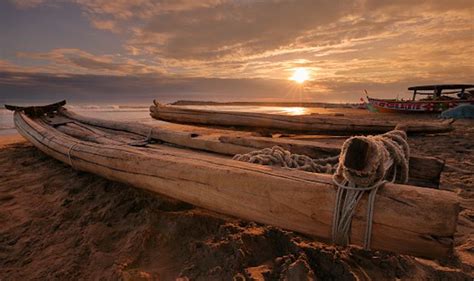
top-left (0, 113), bottom-right (473, 280)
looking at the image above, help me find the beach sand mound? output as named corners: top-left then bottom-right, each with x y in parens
top-left (0, 130), bottom-right (472, 280)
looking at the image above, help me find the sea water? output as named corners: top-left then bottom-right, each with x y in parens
top-left (0, 103), bottom-right (339, 136)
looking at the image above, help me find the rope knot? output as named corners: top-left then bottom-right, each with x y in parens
top-left (332, 129), bottom-right (410, 249)
top-left (232, 129), bottom-right (410, 251)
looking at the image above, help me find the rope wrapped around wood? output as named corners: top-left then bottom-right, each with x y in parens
top-left (232, 129), bottom-right (410, 251)
top-left (233, 146), bottom-right (339, 173)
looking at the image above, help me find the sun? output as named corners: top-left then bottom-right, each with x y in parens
top-left (290, 68), bottom-right (310, 84)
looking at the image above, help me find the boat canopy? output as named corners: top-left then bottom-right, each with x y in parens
top-left (408, 84), bottom-right (474, 91)
top-left (408, 84), bottom-right (474, 100)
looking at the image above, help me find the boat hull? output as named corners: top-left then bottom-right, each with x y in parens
top-left (367, 97), bottom-right (474, 113)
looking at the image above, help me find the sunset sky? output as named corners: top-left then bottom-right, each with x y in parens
top-left (1, 0), bottom-right (473, 104)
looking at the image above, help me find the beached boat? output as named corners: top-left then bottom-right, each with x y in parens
top-left (5, 101), bottom-right (460, 259)
top-left (149, 100), bottom-right (454, 135)
top-left (368, 84), bottom-right (474, 113)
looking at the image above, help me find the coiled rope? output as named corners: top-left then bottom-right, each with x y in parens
top-left (233, 129), bottom-right (409, 250)
top-left (67, 143), bottom-right (78, 169)
top-left (233, 146), bottom-right (339, 173)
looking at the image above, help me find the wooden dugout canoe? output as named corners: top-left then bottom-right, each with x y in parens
top-left (7, 103), bottom-right (459, 259)
top-left (149, 101), bottom-right (454, 135)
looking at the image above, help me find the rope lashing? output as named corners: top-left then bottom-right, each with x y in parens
top-left (128, 127), bottom-right (154, 147)
top-left (67, 143), bottom-right (78, 169)
top-left (146, 127), bottom-right (153, 142)
top-left (332, 129), bottom-right (409, 249)
top-left (232, 129), bottom-right (410, 250)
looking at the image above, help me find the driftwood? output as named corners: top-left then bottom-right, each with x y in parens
top-left (11, 110), bottom-right (460, 259)
top-left (149, 102), bottom-right (454, 135)
top-left (61, 109), bottom-right (444, 188)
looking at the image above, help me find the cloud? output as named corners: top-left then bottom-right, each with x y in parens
top-left (131, 0), bottom-right (357, 60)
top-left (69, 0), bottom-right (472, 62)
top-left (90, 19), bottom-right (120, 33)
top-left (3, 0), bottom-right (473, 102)
top-left (9, 0), bottom-right (46, 9)
top-left (16, 48), bottom-right (165, 75)
top-left (3, 68), bottom-right (471, 105)
top-left (0, 71), bottom-right (302, 104)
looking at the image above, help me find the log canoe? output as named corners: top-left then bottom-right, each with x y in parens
top-left (6, 103), bottom-right (460, 259)
top-left (149, 101), bottom-right (454, 135)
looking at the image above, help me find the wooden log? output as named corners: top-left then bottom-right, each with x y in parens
top-left (13, 111), bottom-right (459, 259)
top-left (218, 136), bottom-right (444, 189)
top-left (149, 102), bottom-right (454, 135)
top-left (61, 109), bottom-right (444, 188)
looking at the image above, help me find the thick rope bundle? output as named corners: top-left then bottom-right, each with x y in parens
top-left (233, 129), bottom-right (410, 250)
top-left (233, 146), bottom-right (339, 174)
top-left (336, 130), bottom-right (410, 187)
top-left (332, 129), bottom-right (409, 249)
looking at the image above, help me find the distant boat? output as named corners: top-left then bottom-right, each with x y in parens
top-left (368, 84), bottom-right (474, 113)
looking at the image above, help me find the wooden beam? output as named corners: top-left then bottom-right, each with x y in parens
top-left (149, 103), bottom-right (454, 135)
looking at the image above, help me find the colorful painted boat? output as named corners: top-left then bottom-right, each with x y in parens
top-left (368, 84), bottom-right (474, 113)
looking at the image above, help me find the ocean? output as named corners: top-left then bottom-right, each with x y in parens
top-left (0, 103), bottom-right (337, 136)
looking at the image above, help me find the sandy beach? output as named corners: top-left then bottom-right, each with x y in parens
top-left (0, 110), bottom-right (472, 281)
top-left (2, 0), bottom-right (473, 279)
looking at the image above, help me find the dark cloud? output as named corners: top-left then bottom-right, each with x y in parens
top-left (5, 69), bottom-right (469, 104)
top-left (16, 48), bottom-right (162, 75)
top-left (0, 71), bottom-right (298, 104)
top-left (68, 56), bottom-right (126, 71)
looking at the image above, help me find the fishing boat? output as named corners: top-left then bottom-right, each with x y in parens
top-left (367, 84), bottom-right (474, 113)
top-left (4, 101), bottom-right (460, 259)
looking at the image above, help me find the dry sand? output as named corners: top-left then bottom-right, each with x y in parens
top-left (0, 115), bottom-right (473, 280)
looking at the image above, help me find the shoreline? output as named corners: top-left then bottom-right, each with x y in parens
top-left (170, 100), bottom-right (360, 108)
top-left (0, 133), bottom-right (24, 147)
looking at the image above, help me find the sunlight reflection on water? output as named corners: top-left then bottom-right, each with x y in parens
top-left (0, 105), bottom-right (334, 136)
top-left (181, 105), bottom-right (333, 115)
top-left (280, 107), bottom-right (307, 115)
